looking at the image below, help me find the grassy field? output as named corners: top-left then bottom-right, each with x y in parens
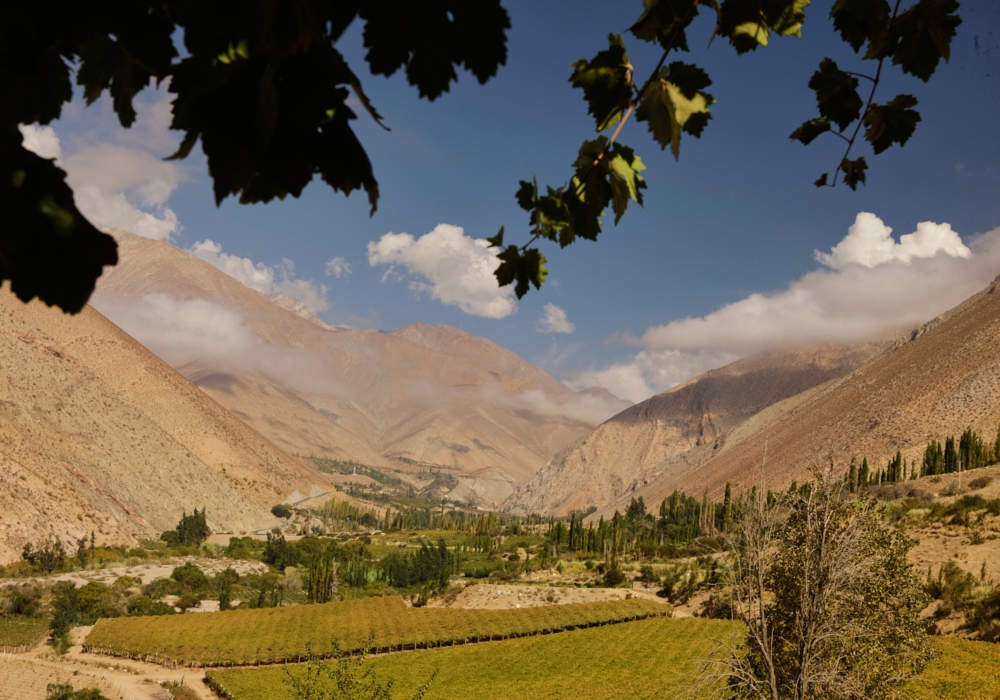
top-left (0, 617), bottom-right (48, 650)
top-left (207, 617), bottom-right (729, 700)
top-left (85, 596), bottom-right (668, 666)
top-left (207, 620), bottom-right (1000, 700)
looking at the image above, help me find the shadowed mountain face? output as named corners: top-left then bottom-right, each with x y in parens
top-left (509, 275), bottom-right (1000, 518)
top-left (0, 286), bottom-right (332, 563)
top-left (504, 341), bottom-right (896, 517)
top-left (93, 230), bottom-right (631, 507)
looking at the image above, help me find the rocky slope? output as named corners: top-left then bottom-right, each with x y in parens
top-left (505, 341), bottom-right (894, 516)
top-left (509, 275), bottom-right (1000, 517)
top-left (0, 287), bottom-right (331, 563)
top-left (93, 230), bottom-right (631, 506)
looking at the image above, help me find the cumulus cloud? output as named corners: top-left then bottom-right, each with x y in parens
top-left (815, 212), bottom-right (971, 269)
top-left (536, 303), bottom-right (575, 334)
top-left (325, 257), bottom-right (352, 279)
top-left (18, 90), bottom-right (184, 241)
top-left (368, 224), bottom-right (516, 319)
top-left (189, 239), bottom-right (330, 312)
top-left (571, 214), bottom-right (1000, 403)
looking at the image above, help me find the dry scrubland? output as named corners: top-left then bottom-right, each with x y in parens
top-left (206, 618), bottom-right (1000, 700)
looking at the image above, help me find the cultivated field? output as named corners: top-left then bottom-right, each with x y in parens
top-left (0, 618), bottom-right (48, 651)
top-left (85, 595), bottom-right (668, 666)
top-left (206, 619), bottom-right (1000, 700)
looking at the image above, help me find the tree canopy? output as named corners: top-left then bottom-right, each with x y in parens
top-left (1, 0), bottom-right (961, 314)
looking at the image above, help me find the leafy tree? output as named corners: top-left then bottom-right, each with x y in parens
top-left (264, 529), bottom-right (300, 570)
top-left (307, 547), bottom-right (339, 604)
top-left (283, 632), bottom-right (435, 700)
top-left (1, 0), bottom-right (961, 314)
top-left (715, 469), bottom-right (931, 700)
top-left (49, 581), bottom-right (79, 644)
top-left (215, 566), bottom-right (240, 611)
top-left (22, 537), bottom-right (67, 573)
top-left (170, 562), bottom-right (209, 590)
top-left (272, 504), bottom-right (294, 519)
top-left (175, 508), bottom-right (210, 546)
top-left (45, 684), bottom-right (109, 700)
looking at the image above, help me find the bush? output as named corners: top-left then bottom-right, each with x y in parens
top-left (271, 504), bottom-right (293, 519)
top-left (969, 476), bottom-right (994, 490)
top-left (603, 567), bottom-right (626, 587)
top-left (45, 684), bottom-right (109, 700)
top-left (171, 563), bottom-right (208, 591)
top-left (126, 595), bottom-right (175, 617)
top-left (176, 593), bottom-right (201, 612)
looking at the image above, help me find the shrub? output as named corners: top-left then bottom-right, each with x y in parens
top-left (176, 593), bottom-right (201, 612)
top-left (603, 567), bottom-right (626, 587)
top-left (969, 476), bottom-right (994, 490)
top-left (171, 563), bottom-right (208, 591)
top-left (45, 684), bottom-right (109, 700)
top-left (271, 504), bottom-right (293, 519)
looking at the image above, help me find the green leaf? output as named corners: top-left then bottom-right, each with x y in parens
top-left (629, 0), bottom-right (700, 51)
top-left (814, 173), bottom-right (829, 187)
top-left (790, 117), bottom-right (832, 145)
top-left (808, 58), bottom-right (862, 131)
top-left (569, 34), bottom-right (634, 132)
top-left (887, 0), bottom-right (962, 82)
top-left (863, 94), bottom-right (921, 154)
top-left (495, 246), bottom-right (548, 299)
top-left (717, 0), bottom-right (811, 54)
top-left (635, 63), bottom-right (715, 160)
top-left (830, 0), bottom-right (891, 53)
top-left (841, 157), bottom-right (868, 190)
top-left (606, 145), bottom-right (647, 224)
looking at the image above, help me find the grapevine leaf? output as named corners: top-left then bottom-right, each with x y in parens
top-left (606, 145), bottom-right (647, 224)
top-left (830, 0), bottom-right (891, 53)
top-left (629, 0), bottom-right (699, 51)
top-left (718, 0), bottom-right (811, 54)
top-left (886, 0), bottom-right (962, 82)
top-left (361, 0), bottom-right (510, 100)
top-left (569, 34), bottom-right (634, 131)
top-left (486, 226), bottom-right (504, 248)
top-left (790, 117), bottom-right (832, 145)
top-left (567, 138), bottom-right (614, 243)
top-left (863, 94), bottom-right (920, 154)
top-left (814, 173), bottom-right (829, 187)
top-left (808, 58), bottom-right (862, 131)
top-left (515, 179), bottom-right (537, 213)
top-left (636, 63), bottom-right (714, 159)
top-left (841, 156), bottom-right (868, 190)
top-left (494, 246), bottom-right (547, 298)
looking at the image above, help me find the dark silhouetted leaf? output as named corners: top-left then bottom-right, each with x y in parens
top-left (830, 0), bottom-right (891, 53)
top-left (841, 156), bottom-right (868, 190)
top-left (790, 117), bottom-right (832, 145)
top-left (814, 173), bottom-right (829, 187)
top-left (629, 0), bottom-right (700, 51)
top-left (495, 246), bottom-right (547, 299)
top-left (809, 58), bottom-right (862, 130)
top-left (717, 0), bottom-right (811, 54)
top-left (570, 34), bottom-right (634, 132)
top-left (864, 94), bottom-right (920, 154)
top-left (886, 0), bottom-right (961, 82)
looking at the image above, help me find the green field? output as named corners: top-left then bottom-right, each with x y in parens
top-left (207, 617), bottom-right (729, 700)
top-left (0, 617), bottom-right (48, 649)
top-left (207, 621), bottom-right (1000, 700)
top-left (85, 596), bottom-right (668, 666)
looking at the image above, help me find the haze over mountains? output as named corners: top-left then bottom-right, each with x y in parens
top-left (506, 275), bottom-right (1000, 518)
top-left (93, 229), bottom-right (631, 507)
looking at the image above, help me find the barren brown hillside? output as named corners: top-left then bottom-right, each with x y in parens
top-left (0, 287), bottom-right (335, 562)
top-left (94, 230), bottom-right (630, 506)
top-left (505, 341), bottom-right (893, 516)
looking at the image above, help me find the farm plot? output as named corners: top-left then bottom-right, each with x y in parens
top-left (0, 618), bottom-right (48, 652)
top-left (207, 621), bottom-right (1000, 700)
top-left (207, 617), bottom-right (728, 700)
top-left (85, 595), bottom-right (668, 666)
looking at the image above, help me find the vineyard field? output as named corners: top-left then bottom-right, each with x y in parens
top-left (0, 618), bottom-right (48, 650)
top-left (207, 617), bottom-right (729, 700)
top-left (207, 621), bottom-right (1000, 700)
top-left (84, 596), bottom-right (669, 666)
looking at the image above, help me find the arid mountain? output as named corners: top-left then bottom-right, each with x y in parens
top-left (505, 340), bottom-right (895, 516)
top-left (510, 275), bottom-right (1000, 518)
top-left (93, 229), bottom-right (630, 506)
top-left (0, 286), bottom-right (332, 563)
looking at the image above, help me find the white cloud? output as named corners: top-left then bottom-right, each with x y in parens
top-left (325, 257), bottom-right (352, 279)
top-left (19, 124), bottom-right (61, 160)
top-left (536, 303), bottom-right (575, 334)
top-left (18, 90), bottom-right (184, 241)
top-left (189, 239), bottom-right (329, 312)
top-left (815, 212), bottom-right (971, 269)
top-left (571, 214), bottom-right (1000, 404)
top-left (368, 224), bottom-right (516, 319)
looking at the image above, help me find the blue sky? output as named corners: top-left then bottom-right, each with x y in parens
top-left (24, 0), bottom-right (1000, 402)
